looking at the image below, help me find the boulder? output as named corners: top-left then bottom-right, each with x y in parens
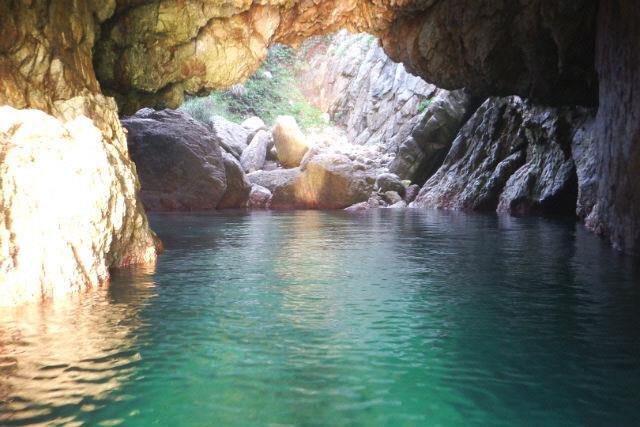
top-left (123, 109), bottom-right (227, 211)
top-left (383, 191), bottom-right (404, 205)
top-left (247, 153), bottom-right (377, 209)
top-left (209, 115), bottom-right (250, 159)
top-left (241, 116), bottom-right (267, 134)
top-left (387, 201), bottom-right (407, 209)
top-left (273, 116), bottom-right (310, 168)
top-left (345, 194), bottom-right (386, 212)
top-left (240, 130), bottom-right (270, 173)
top-left (218, 151), bottom-right (252, 209)
top-left (248, 185), bottom-right (272, 209)
top-left (375, 173), bottom-right (406, 196)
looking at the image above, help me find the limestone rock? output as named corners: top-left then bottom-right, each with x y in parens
top-left (0, 103), bottom-right (159, 306)
top-left (123, 109), bottom-right (227, 211)
top-left (240, 130), bottom-right (270, 173)
top-left (248, 185), bottom-right (272, 209)
top-left (209, 115), bottom-right (250, 159)
top-left (218, 151), bottom-right (252, 209)
top-left (273, 116), bottom-right (310, 168)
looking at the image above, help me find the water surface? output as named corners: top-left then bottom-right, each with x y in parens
top-left (1, 210), bottom-right (639, 426)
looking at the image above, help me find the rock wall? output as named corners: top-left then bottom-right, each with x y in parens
top-left (0, 2), bottom-right (159, 305)
top-left (300, 31), bottom-right (440, 154)
top-left (585, 0), bottom-right (640, 255)
top-left (411, 97), bottom-right (594, 217)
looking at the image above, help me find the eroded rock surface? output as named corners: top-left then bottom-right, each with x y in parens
top-left (411, 97), bottom-right (594, 217)
top-left (0, 103), bottom-right (159, 306)
top-left (389, 89), bottom-right (473, 184)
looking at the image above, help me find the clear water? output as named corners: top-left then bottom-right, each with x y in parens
top-left (1, 210), bottom-right (639, 426)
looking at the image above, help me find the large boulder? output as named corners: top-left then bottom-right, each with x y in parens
top-left (240, 130), bottom-right (270, 173)
top-left (241, 116), bottom-right (267, 135)
top-left (389, 90), bottom-right (473, 184)
top-left (272, 116), bottom-right (310, 168)
top-left (123, 109), bottom-right (228, 211)
top-left (247, 153), bottom-right (377, 209)
top-left (218, 151), bottom-right (251, 209)
top-left (209, 115), bottom-right (250, 159)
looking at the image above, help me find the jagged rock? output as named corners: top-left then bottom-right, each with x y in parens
top-left (240, 130), bottom-right (270, 173)
top-left (209, 115), bottom-right (249, 159)
top-left (301, 30), bottom-right (439, 154)
top-left (375, 173), bottom-right (406, 197)
top-left (390, 90), bottom-right (473, 184)
top-left (218, 151), bottom-right (252, 209)
top-left (413, 97), bottom-right (592, 216)
top-left (273, 116), bottom-right (310, 168)
top-left (248, 184), bottom-right (272, 209)
top-left (123, 109), bottom-right (227, 211)
top-left (241, 116), bottom-right (267, 134)
top-left (570, 112), bottom-right (598, 220)
top-left (0, 103), bottom-right (159, 306)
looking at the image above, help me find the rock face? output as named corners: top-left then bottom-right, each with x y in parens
top-left (91, 1), bottom-right (598, 112)
top-left (240, 130), bottom-right (270, 173)
top-left (123, 109), bottom-right (228, 211)
top-left (272, 116), bottom-right (310, 168)
top-left (389, 90), bottom-right (474, 184)
top-left (301, 31), bottom-right (440, 154)
top-left (0, 102), bottom-right (159, 306)
top-left (411, 97), bottom-right (593, 216)
top-left (584, 1), bottom-right (640, 255)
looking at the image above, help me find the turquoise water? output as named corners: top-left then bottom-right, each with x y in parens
top-left (1, 210), bottom-right (639, 426)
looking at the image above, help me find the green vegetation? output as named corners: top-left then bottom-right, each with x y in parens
top-left (417, 98), bottom-right (434, 113)
top-left (180, 44), bottom-right (327, 130)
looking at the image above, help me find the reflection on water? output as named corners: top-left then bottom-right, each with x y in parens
top-left (0, 268), bottom-right (156, 425)
top-left (0, 210), bottom-right (639, 426)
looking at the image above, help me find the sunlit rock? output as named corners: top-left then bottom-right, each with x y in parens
top-left (0, 104), bottom-right (158, 306)
top-left (273, 116), bottom-right (310, 168)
